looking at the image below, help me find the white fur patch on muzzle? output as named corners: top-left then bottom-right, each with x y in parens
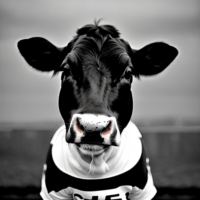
top-left (66, 114), bottom-right (121, 146)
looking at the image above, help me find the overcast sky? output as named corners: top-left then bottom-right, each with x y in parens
top-left (0, 0), bottom-right (199, 124)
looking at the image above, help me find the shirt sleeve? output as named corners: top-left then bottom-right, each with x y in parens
top-left (40, 163), bottom-right (74, 200)
top-left (128, 159), bottom-right (157, 200)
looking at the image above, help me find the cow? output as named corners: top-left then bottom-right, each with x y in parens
top-left (17, 21), bottom-right (178, 200)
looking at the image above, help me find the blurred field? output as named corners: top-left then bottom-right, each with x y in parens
top-left (0, 122), bottom-right (200, 199)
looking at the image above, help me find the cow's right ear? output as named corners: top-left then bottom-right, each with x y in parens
top-left (17, 37), bottom-right (64, 73)
top-left (131, 42), bottom-right (178, 77)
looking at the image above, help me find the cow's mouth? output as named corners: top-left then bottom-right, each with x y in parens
top-left (75, 143), bottom-right (110, 156)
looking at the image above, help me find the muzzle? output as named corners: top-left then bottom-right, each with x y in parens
top-left (66, 114), bottom-right (121, 146)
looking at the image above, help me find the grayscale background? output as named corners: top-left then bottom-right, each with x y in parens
top-left (0, 0), bottom-right (199, 199)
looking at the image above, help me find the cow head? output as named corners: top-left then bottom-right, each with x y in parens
top-left (17, 22), bottom-right (178, 174)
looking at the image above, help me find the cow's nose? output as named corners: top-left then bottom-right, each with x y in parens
top-left (66, 114), bottom-right (121, 146)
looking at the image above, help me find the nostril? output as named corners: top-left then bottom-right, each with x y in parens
top-left (68, 114), bottom-right (120, 146)
top-left (101, 121), bottom-right (112, 136)
top-left (75, 117), bottom-right (84, 134)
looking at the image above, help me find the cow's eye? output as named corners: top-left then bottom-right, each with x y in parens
top-left (63, 64), bottom-right (76, 80)
top-left (122, 67), bottom-right (133, 83)
top-left (65, 63), bottom-right (82, 83)
top-left (114, 66), bottom-right (133, 85)
top-left (124, 67), bottom-right (132, 80)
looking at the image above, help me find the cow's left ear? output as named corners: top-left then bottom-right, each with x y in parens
top-left (17, 37), bottom-right (65, 73)
top-left (131, 42), bottom-right (178, 76)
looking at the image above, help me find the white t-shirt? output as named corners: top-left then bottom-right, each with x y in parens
top-left (40, 121), bottom-right (157, 200)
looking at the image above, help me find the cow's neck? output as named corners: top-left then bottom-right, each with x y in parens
top-left (69, 143), bottom-right (121, 177)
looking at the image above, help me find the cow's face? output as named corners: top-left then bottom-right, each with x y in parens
top-left (59, 35), bottom-right (134, 147)
top-left (17, 22), bottom-right (178, 174)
